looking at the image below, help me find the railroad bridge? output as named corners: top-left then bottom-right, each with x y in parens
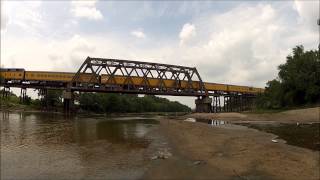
top-left (0, 57), bottom-right (264, 113)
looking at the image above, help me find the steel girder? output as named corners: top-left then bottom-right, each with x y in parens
top-left (71, 57), bottom-right (208, 96)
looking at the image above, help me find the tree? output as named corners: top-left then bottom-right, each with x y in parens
top-left (78, 93), bottom-right (191, 113)
top-left (46, 90), bottom-right (63, 107)
top-left (257, 45), bottom-right (320, 109)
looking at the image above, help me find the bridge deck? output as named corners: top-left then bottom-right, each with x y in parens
top-left (1, 70), bottom-right (263, 96)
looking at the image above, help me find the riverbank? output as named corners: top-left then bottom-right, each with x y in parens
top-left (185, 107), bottom-right (320, 123)
top-left (143, 107), bottom-right (320, 179)
top-left (1, 108), bottom-right (319, 179)
top-left (144, 118), bottom-right (319, 180)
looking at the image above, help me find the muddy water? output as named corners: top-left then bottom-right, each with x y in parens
top-left (237, 122), bottom-right (320, 151)
top-left (1, 111), bottom-right (167, 180)
top-left (195, 118), bottom-right (320, 151)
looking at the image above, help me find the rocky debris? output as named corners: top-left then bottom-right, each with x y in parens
top-left (151, 148), bottom-right (172, 160)
top-left (193, 160), bottom-right (206, 165)
top-left (184, 118), bottom-right (196, 122)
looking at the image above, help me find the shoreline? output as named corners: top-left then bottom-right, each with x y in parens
top-left (143, 117), bottom-right (319, 179)
top-left (184, 107), bottom-right (320, 123)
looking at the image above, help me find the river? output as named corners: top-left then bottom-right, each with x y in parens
top-left (1, 111), bottom-right (168, 179)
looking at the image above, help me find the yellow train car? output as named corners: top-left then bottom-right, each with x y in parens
top-left (204, 83), bottom-right (228, 91)
top-left (253, 87), bottom-right (265, 93)
top-left (1, 69), bottom-right (265, 94)
top-left (25, 71), bottom-right (99, 83)
top-left (227, 85), bottom-right (249, 93)
top-left (204, 82), bottom-right (264, 94)
top-left (0, 68), bottom-right (25, 80)
top-left (101, 75), bottom-right (169, 87)
top-left (147, 78), bottom-right (160, 87)
top-left (101, 74), bottom-right (202, 89)
top-left (77, 73), bottom-right (100, 83)
top-left (180, 81), bottom-right (202, 90)
top-left (25, 71), bottom-right (74, 82)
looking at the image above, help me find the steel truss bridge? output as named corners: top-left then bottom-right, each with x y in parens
top-left (1, 57), bottom-right (264, 113)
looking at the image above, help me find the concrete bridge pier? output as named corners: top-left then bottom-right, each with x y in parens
top-left (63, 90), bottom-right (73, 113)
top-left (2, 87), bottom-right (10, 98)
top-left (38, 88), bottom-right (48, 109)
top-left (212, 96), bottom-right (222, 113)
top-left (19, 88), bottom-right (27, 103)
top-left (195, 96), bottom-right (212, 113)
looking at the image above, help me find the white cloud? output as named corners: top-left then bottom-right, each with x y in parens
top-left (173, 3), bottom-right (317, 87)
top-left (1, 1), bottom-right (9, 32)
top-left (71, 0), bottom-right (103, 20)
top-left (1, 2), bottom-right (318, 107)
top-left (294, 0), bottom-right (319, 32)
top-left (131, 30), bottom-right (146, 39)
top-left (1, 1), bottom-right (44, 36)
top-left (179, 23), bottom-right (196, 45)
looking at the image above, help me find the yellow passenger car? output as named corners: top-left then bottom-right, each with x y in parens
top-left (101, 74), bottom-right (202, 90)
top-left (0, 68), bottom-right (25, 80)
top-left (25, 71), bottom-right (99, 83)
top-left (204, 83), bottom-right (228, 91)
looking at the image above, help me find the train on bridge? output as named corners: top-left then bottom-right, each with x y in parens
top-left (0, 68), bottom-right (264, 94)
top-left (1, 57), bottom-right (265, 113)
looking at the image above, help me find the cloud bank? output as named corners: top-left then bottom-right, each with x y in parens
top-left (1, 1), bottom-right (318, 107)
top-left (71, 0), bottom-right (103, 20)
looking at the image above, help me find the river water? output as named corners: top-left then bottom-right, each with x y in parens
top-left (1, 111), bottom-right (167, 180)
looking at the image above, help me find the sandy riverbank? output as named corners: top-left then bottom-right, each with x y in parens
top-left (143, 108), bottom-right (320, 180)
top-left (186, 107), bottom-right (320, 123)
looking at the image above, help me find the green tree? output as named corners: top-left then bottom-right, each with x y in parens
top-left (78, 93), bottom-right (191, 113)
top-left (46, 90), bottom-right (63, 107)
top-left (257, 45), bottom-right (320, 109)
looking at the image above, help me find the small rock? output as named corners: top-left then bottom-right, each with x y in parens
top-left (184, 118), bottom-right (196, 122)
top-left (193, 160), bottom-right (206, 165)
top-left (217, 153), bottom-right (224, 157)
top-left (271, 139), bottom-right (278, 143)
top-left (151, 156), bottom-right (158, 160)
top-left (151, 149), bottom-right (172, 160)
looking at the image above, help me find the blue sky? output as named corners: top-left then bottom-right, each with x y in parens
top-left (1, 0), bottom-right (319, 107)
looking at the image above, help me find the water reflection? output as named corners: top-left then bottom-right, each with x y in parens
top-left (1, 111), bottom-right (159, 146)
top-left (1, 111), bottom-right (161, 179)
top-left (208, 120), bottom-right (227, 126)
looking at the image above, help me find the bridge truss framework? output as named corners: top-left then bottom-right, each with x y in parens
top-left (71, 57), bottom-right (207, 96)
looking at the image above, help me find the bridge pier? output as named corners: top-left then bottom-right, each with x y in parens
top-left (195, 96), bottom-right (212, 113)
top-left (38, 88), bottom-right (48, 109)
top-left (2, 87), bottom-right (10, 98)
top-left (212, 96), bottom-right (222, 113)
top-left (20, 88), bottom-right (27, 103)
top-left (63, 90), bottom-right (73, 113)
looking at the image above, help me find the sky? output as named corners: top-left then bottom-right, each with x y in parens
top-left (1, 0), bottom-right (319, 108)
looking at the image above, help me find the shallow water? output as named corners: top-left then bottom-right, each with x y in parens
top-left (194, 118), bottom-right (320, 151)
top-left (237, 122), bottom-right (320, 151)
top-left (1, 111), bottom-right (165, 179)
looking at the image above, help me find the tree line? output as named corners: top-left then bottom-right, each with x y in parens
top-left (78, 93), bottom-right (191, 113)
top-left (256, 45), bottom-right (319, 109)
top-left (0, 89), bottom-right (191, 113)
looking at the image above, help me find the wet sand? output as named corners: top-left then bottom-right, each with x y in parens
top-left (144, 108), bottom-right (320, 180)
top-left (186, 107), bottom-right (320, 123)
